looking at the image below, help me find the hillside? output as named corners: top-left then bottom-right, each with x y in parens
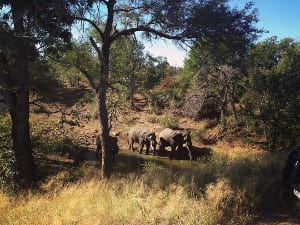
top-left (1, 83), bottom-right (299, 225)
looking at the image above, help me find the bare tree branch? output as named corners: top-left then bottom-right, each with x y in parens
top-left (74, 16), bottom-right (104, 39)
top-left (112, 26), bottom-right (184, 42)
top-left (76, 59), bottom-right (98, 90)
top-left (89, 36), bottom-right (104, 63)
top-left (113, 5), bottom-right (145, 13)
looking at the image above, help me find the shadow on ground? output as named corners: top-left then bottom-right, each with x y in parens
top-left (42, 85), bottom-right (92, 107)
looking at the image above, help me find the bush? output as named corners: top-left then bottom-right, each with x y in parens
top-left (30, 121), bottom-right (85, 164)
top-left (157, 115), bottom-right (179, 129)
top-left (0, 115), bottom-right (17, 192)
top-left (190, 127), bottom-right (206, 144)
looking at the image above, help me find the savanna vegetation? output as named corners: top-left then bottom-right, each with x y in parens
top-left (1, 0), bottom-right (300, 224)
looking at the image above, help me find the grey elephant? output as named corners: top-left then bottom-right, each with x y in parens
top-left (158, 128), bottom-right (193, 162)
top-left (96, 135), bottom-right (119, 161)
top-left (128, 127), bottom-right (157, 155)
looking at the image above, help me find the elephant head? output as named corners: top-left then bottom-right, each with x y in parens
top-left (172, 129), bottom-right (193, 151)
top-left (142, 131), bottom-right (157, 152)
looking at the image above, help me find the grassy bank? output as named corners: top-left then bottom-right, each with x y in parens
top-left (0, 148), bottom-right (286, 225)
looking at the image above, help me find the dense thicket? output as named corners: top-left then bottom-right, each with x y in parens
top-left (242, 37), bottom-right (300, 150)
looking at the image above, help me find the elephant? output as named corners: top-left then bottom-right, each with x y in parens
top-left (128, 127), bottom-right (157, 155)
top-left (158, 128), bottom-right (193, 162)
top-left (96, 135), bottom-right (119, 161)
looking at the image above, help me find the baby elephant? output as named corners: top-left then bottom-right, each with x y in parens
top-left (159, 128), bottom-right (193, 162)
top-left (96, 135), bottom-right (119, 161)
top-left (128, 127), bottom-right (157, 155)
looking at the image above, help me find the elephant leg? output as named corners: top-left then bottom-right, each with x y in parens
top-left (187, 148), bottom-right (192, 162)
top-left (159, 140), bottom-right (165, 152)
top-left (160, 142), bottom-right (168, 156)
top-left (139, 142), bottom-right (145, 154)
top-left (129, 139), bottom-right (134, 151)
top-left (153, 147), bottom-right (156, 156)
top-left (145, 142), bottom-right (150, 155)
top-left (170, 145), bottom-right (176, 159)
top-left (186, 145), bottom-right (193, 162)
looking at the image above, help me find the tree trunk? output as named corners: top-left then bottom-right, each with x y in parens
top-left (10, 3), bottom-right (36, 190)
top-left (98, 40), bottom-right (113, 178)
top-left (220, 90), bottom-right (228, 131)
top-left (97, 87), bottom-right (113, 178)
top-left (230, 85), bottom-right (238, 120)
top-left (9, 90), bottom-right (35, 189)
top-left (129, 71), bottom-right (135, 108)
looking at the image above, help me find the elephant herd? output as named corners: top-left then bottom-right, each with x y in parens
top-left (127, 127), bottom-right (193, 161)
top-left (96, 127), bottom-right (194, 161)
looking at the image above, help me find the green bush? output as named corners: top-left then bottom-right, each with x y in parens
top-left (191, 128), bottom-right (206, 144)
top-left (142, 160), bottom-right (163, 173)
top-left (157, 115), bottom-right (179, 129)
top-left (30, 121), bottom-right (85, 164)
top-left (0, 115), bottom-right (17, 192)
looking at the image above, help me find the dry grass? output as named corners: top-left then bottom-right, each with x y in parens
top-left (0, 170), bottom-right (254, 225)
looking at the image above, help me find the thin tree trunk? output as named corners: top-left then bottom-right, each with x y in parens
top-left (129, 71), bottom-right (135, 108)
top-left (98, 41), bottom-right (113, 178)
top-left (220, 90), bottom-right (228, 131)
top-left (230, 85), bottom-right (238, 120)
top-left (97, 87), bottom-right (113, 178)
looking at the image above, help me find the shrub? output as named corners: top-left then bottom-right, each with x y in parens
top-left (157, 114), bottom-right (179, 129)
top-left (30, 121), bottom-right (86, 164)
top-left (0, 115), bottom-right (17, 192)
top-left (191, 127), bottom-right (206, 144)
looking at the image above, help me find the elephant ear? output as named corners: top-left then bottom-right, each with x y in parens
top-left (141, 131), bottom-right (150, 140)
top-left (171, 131), bottom-right (184, 142)
top-left (148, 133), bottom-right (155, 140)
top-left (182, 129), bottom-right (191, 140)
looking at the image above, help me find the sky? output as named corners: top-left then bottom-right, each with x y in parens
top-left (144, 0), bottom-right (300, 67)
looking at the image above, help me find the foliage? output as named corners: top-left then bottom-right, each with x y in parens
top-left (242, 37), bottom-right (300, 151)
top-left (183, 34), bottom-right (247, 130)
top-left (190, 127), bottom-right (206, 144)
top-left (147, 67), bottom-right (187, 114)
top-left (0, 115), bottom-right (17, 192)
top-left (184, 1), bottom-right (260, 44)
top-left (157, 114), bottom-right (179, 129)
top-left (109, 37), bottom-right (145, 101)
top-left (142, 160), bottom-right (164, 173)
top-left (30, 121), bottom-right (85, 164)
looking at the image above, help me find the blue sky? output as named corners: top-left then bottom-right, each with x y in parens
top-left (145, 0), bottom-right (300, 67)
top-left (255, 0), bottom-right (300, 40)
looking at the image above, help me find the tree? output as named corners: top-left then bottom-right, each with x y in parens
top-left (109, 36), bottom-right (145, 107)
top-left (0, 1), bottom-right (75, 190)
top-left (74, 0), bottom-right (261, 178)
top-left (184, 38), bottom-right (246, 127)
top-left (242, 37), bottom-right (300, 151)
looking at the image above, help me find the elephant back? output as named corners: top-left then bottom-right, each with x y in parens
top-left (128, 127), bottom-right (155, 139)
top-left (160, 128), bottom-right (191, 142)
top-left (159, 128), bottom-right (174, 140)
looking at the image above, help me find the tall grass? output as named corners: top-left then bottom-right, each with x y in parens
top-left (0, 148), bottom-right (286, 225)
top-left (0, 175), bottom-right (240, 225)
